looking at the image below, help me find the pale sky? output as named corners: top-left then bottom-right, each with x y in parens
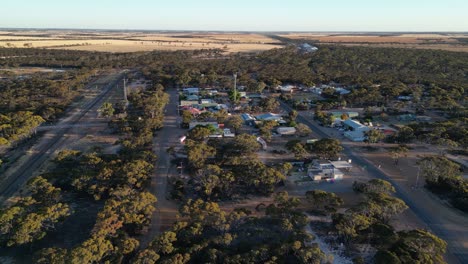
top-left (1, 0), bottom-right (467, 31)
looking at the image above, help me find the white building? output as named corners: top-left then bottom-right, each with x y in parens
top-left (276, 127), bottom-right (297, 136)
top-left (343, 119), bottom-right (370, 142)
top-left (307, 159), bottom-right (349, 181)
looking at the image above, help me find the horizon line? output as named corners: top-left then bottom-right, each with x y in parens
top-left (1, 27), bottom-right (467, 34)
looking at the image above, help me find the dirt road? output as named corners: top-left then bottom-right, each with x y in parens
top-left (140, 89), bottom-right (180, 248)
top-left (0, 71), bottom-right (125, 204)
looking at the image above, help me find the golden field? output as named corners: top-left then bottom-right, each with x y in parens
top-left (1, 30), bottom-right (467, 53)
top-left (0, 31), bottom-right (282, 53)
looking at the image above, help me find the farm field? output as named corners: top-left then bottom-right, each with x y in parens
top-left (0, 30), bottom-right (283, 53)
top-left (279, 33), bottom-right (468, 52)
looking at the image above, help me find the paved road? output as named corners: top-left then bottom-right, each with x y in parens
top-left (0, 72), bottom-right (124, 204)
top-left (278, 100), bottom-right (466, 264)
top-left (140, 88), bottom-right (180, 248)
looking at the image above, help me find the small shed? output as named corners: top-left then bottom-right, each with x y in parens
top-left (277, 127), bottom-right (297, 136)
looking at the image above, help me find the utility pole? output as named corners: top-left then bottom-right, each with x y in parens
top-left (123, 78), bottom-right (129, 107)
top-left (415, 166), bottom-right (420, 189)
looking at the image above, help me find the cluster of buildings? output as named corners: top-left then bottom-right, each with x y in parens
top-left (179, 87), bottom-right (228, 115)
top-left (306, 84), bottom-right (351, 95)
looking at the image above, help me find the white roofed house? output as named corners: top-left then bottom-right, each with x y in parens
top-left (307, 159), bottom-right (350, 181)
top-left (256, 113), bottom-right (283, 122)
top-left (343, 119), bottom-right (370, 142)
top-left (276, 127), bottom-right (296, 136)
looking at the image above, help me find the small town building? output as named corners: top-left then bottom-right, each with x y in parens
top-left (182, 87), bottom-right (200, 95)
top-left (256, 113), bottom-right (283, 122)
top-left (180, 100), bottom-right (199, 107)
top-left (343, 119), bottom-right (370, 142)
top-left (241, 113), bottom-right (256, 125)
top-left (276, 127), bottom-right (297, 136)
top-left (307, 159), bottom-right (349, 181)
top-left (223, 128), bottom-right (235, 137)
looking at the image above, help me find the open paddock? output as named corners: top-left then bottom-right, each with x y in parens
top-left (0, 30), bottom-right (284, 53)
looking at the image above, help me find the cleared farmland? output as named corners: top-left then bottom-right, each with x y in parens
top-left (0, 31), bottom-right (283, 53)
top-left (279, 33), bottom-right (468, 52)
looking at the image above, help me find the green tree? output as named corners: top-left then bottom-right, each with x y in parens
top-left (391, 229), bottom-right (447, 264)
top-left (186, 140), bottom-right (216, 170)
top-left (35, 248), bottom-right (69, 264)
top-left (70, 236), bottom-right (115, 264)
top-left (374, 250), bottom-right (402, 264)
top-left (365, 129), bottom-right (385, 144)
top-left (389, 145), bottom-right (409, 166)
top-left (187, 126), bottom-right (212, 141)
top-left (288, 110), bottom-right (298, 121)
top-left (306, 190), bottom-right (343, 214)
top-left (100, 102), bottom-right (115, 118)
top-left (181, 110), bottom-right (193, 127)
top-left (295, 123), bottom-right (312, 137)
top-left (310, 138), bottom-right (343, 159)
top-left (417, 156), bottom-right (461, 185)
top-left (286, 141), bottom-right (308, 160)
top-left (225, 115), bottom-right (243, 133)
top-left (353, 179), bottom-right (396, 195)
top-left (259, 120), bottom-right (277, 142)
top-left (225, 134), bottom-right (260, 156)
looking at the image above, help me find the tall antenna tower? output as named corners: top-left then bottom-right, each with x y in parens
top-left (233, 72), bottom-right (237, 102)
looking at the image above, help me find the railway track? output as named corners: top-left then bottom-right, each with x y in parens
top-left (0, 72), bottom-right (125, 202)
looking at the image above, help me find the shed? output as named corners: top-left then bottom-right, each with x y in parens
top-left (276, 127), bottom-right (297, 136)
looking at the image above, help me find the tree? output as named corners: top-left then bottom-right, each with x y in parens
top-left (391, 229), bottom-right (447, 264)
top-left (389, 145), bottom-right (408, 166)
top-left (306, 190), bottom-right (343, 214)
top-left (196, 111), bottom-right (213, 122)
top-left (186, 140), bottom-right (216, 170)
top-left (288, 110), bottom-right (298, 121)
top-left (286, 141), bottom-right (308, 160)
top-left (133, 249), bottom-right (160, 264)
top-left (187, 126), bottom-right (212, 141)
top-left (310, 138), bottom-right (343, 159)
top-left (374, 250), bottom-right (402, 264)
top-left (365, 129), bottom-right (385, 144)
top-left (393, 126), bottom-right (415, 143)
top-left (256, 81), bottom-right (267, 93)
top-left (213, 109), bottom-right (228, 123)
top-left (70, 236), bottom-right (115, 264)
top-left (357, 193), bottom-right (408, 223)
top-left (259, 97), bottom-right (279, 112)
top-left (27, 176), bottom-right (61, 205)
top-left (259, 120), bottom-right (277, 142)
top-left (332, 213), bottom-right (372, 243)
top-left (181, 110), bottom-right (193, 127)
top-left (295, 123), bottom-right (312, 137)
top-left (353, 179), bottom-right (396, 195)
top-left (417, 156), bottom-right (461, 185)
top-left (228, 90), bottom-right (240, 104)
top-left (35, 248), bottom-right (69, 264)
top-left (225, 134), bottom-right (260, 156)
top-left (100, 102), bottom-right (115, 118)
top-left (225, 115), bottom-right (243, 133)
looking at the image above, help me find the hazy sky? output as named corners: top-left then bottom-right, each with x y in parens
top-left (2, 0), bottom-right (467, 31)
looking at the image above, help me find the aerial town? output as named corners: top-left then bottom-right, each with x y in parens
top-left (0, 2), bottom-right (467, 264)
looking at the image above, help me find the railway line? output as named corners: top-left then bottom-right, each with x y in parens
top-left (0, 72), bottom-right (125, 203)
